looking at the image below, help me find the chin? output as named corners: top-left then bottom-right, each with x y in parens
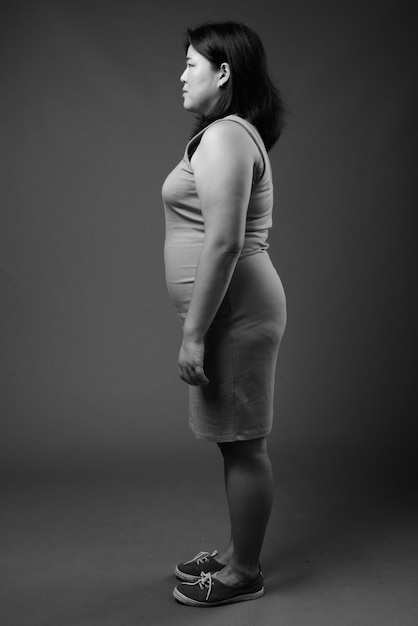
top-left (183, 104), bottom-right (198, 114)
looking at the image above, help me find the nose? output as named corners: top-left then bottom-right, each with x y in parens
top-left (180, 68), bottom-right (187, 83)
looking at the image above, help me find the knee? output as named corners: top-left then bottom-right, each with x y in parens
top-left (217, 437), bottom-right (268, 462)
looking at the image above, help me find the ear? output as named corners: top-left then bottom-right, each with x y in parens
top-left (218, 62), bottom-right (230, 86)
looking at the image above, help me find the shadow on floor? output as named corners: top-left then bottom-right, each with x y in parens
top-left (1, 440), bottom-right (416, 625)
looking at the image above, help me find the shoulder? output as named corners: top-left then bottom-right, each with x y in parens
top-left (196, 118), bottom-right (259, 162)
top-left (201, 117), bottom-right (254, 147)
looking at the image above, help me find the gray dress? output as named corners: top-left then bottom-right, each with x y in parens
top-left (162, 115), bottom-right (286, 441)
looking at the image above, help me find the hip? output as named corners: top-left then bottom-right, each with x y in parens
top-left (166, 249), bottom-right (286, 329)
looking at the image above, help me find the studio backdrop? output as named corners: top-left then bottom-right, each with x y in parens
top-left (0, 0), bottom-right (415, 470)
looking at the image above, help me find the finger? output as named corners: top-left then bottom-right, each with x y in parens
top-left (178, 365), bottom-right (189, 384)
top-left (187, 365), bottom-right (201, 386)
top-left (195, 365), bottom-right (209, 386)
top-left (179, 365), bottom-right (198, 386)
top-left (189, 362), bottom-right (208, 386)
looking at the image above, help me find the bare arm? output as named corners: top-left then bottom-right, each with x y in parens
top-left (178, 121), bottom-right (258, 385)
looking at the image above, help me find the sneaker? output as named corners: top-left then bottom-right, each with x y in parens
top-left (173, 571), bottom-right (264, 607)
top-left (174, 550), bottom-right (225, 582)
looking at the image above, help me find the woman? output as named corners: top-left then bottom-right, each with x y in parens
top-left (162, 21), bottom-right (287, 607)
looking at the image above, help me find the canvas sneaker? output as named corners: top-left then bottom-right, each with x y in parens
top-left (173, 571), bottom-right (264, 607)
top-left (174, 550), bottom-right (225, 582)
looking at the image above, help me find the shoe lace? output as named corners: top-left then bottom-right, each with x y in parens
top-left (185, 550), bottom-right (217, 565)
top-left (195, 572), bottom-right (214, 601)
top-left (196, 551), bottom-right (215, 565)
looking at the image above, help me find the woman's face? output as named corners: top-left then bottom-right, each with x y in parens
top-left (180, 45), bottom-right (224, 116)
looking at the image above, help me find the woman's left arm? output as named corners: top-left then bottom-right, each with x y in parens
top-left (178, 122), bottom-right (257, 386)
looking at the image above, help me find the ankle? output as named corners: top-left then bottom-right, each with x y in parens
top-left (217, 562), bottom-right (259, 584)
top-left (215, 549), bottom-right (232, 565)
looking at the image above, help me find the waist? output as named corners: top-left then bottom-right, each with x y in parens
top-left (164, 228), bottom-right (269, 257)
top-left (240, 231), bottom-right (269, 257)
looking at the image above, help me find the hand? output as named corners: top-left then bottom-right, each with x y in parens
top-left (178, 337), bottom-right (209, 386)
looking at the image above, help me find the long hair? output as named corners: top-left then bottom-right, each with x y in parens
top-left (184, 21), bottom-right (286, 151)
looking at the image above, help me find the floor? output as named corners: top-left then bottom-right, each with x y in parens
top-left (1, 440), bottom-right (416, 626)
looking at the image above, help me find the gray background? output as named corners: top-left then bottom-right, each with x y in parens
top-left (1, 0), bottom-right (416, 472)
top-left (1, 2), bottom-right (417, 625)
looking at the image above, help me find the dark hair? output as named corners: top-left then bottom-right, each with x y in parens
top-left (184, 21), bottom-right (285, 151)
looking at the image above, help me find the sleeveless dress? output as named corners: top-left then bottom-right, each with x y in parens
top-left (162, 115), bottom-right (286, 442)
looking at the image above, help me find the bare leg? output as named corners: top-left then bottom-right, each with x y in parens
top-left (215, 436), bottom-right (274, 586)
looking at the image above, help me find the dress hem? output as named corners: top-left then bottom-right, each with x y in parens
top-left (190, 425), bottom-right (273, 443)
